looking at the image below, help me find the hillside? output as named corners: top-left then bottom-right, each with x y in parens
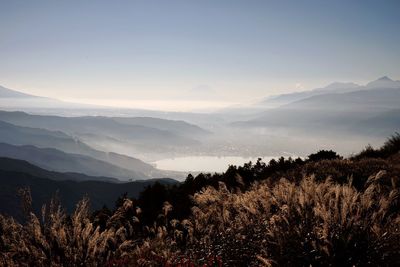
top-left (1, 135), bottom-right (399, 266)
top-left (0, 143), bottom-right (148, 180)
top-left (0, 110), bottom-right (204, 147)
top-left (0, 157), bottom-right (119, 183)
top-left (0, 169), bottom-right (177, 221)
top-left (0, 119), bottom-right (169, 178)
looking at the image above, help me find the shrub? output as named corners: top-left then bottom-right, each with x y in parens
top-left (353, 133), bottom-right (400, 160)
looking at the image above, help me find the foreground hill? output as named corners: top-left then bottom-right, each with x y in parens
top-left (1, 135), bottom-right (399, 266)
top-left (0, 167), bottom-right (177, 221)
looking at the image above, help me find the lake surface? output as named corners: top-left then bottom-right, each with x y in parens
top-left (153, 156), bottom-right (275, 173)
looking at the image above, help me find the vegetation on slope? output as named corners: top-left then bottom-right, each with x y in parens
top-left (1, 134), bottom-right (400, 266)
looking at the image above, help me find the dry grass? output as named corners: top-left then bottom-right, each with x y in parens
top-left (1, 161), bottom-right (400, 266)
top-left (187, 172), bottom-right (400, 266)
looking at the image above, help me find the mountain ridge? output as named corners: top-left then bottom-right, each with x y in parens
top-left (259, 76), bottom-right (399, 108)
top-left (0, 85), bottom-right (42, 98)
top-left (0, 142), bottom-right (148, 180)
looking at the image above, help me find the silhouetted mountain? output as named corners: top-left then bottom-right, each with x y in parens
top-left (0, 143), bottom-right (148, 180)
top-left (0, 119), bottom-right (169, 177)
top-left (365, 76), bottom-right (400, 89)
top-left (0, 167), bottom-right (178, 220)
top-left (0, 157), bottom-right (119, 182)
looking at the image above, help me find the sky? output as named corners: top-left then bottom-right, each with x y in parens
top-left (0, 0), bottom-right (399, 111)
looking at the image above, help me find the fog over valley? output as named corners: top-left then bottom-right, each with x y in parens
top-left (1, 76), bottom-right (398, 175)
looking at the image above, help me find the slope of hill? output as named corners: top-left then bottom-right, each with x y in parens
top-left (0, 169), bottom-right (178, 220)
top-left (0, 110), bottom-right (204, 146)
top-left (0, 157), bottom-right (119, 183)
top-left (0, 143), bottom-right (148, 180)
top-left (1, 136), bottom-right (399, 266)
top-left (0, 120), bottom-right (165, 177)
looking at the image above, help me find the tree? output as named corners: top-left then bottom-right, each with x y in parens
top-left (307, 150), bottom-right (342, 162)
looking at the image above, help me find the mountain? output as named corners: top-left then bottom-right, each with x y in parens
top-left (0, 119), bottom-right (176, 177)
top-left (0, 111), bottom-right (202, 147)
top-left (0, 85), bottom-right (104, 110)
top-left (112, 116), bottom-right (210, 137)
top-left (283, 87), bottom-right (400, 112)
top-left (0, 119), bottom-right (94, 153)
top-left (0, 143), bottom-right (148, 180)
top-left (259, 82), bottom-right (361, 107)
top-left (0, 167), bottom-right (178, 220)
top-left (0, 85), bottom-right (40, 98)
top-left (259, 77), bottom-right (400, 109)
top-left (0, 85), bottom-right (209, 140)
top-left (0, 157), bottom-right (119, 182)
top-left (233, 77), bottom-right (400, 137)
top-left (0, 85), bottom-right (219, 130)
top-left (365, 76), bottom-right (400, 89)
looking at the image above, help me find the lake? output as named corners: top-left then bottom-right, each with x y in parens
top-left (153, 156), bottom-right (275, 173)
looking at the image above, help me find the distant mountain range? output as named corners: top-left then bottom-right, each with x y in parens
top-left (259, 76), bottom-right (400, 108)
top-left (0, 76), bottom-right (398, 222)
top-left (233, 77), bottom-right (400, 137)
top-left (0, 110), bottom-right (204, 141)
top-left (0, 88), bottom-right (207, 180)
top-left (0, 110), bottom-right (206, 150)
top-left (259, 82), bottom-right (360, 107)
top-left (0, 120), bottom-right (166, 178)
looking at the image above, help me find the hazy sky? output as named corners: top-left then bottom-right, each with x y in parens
top-left (0, 0), bottom-right (399, 110)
